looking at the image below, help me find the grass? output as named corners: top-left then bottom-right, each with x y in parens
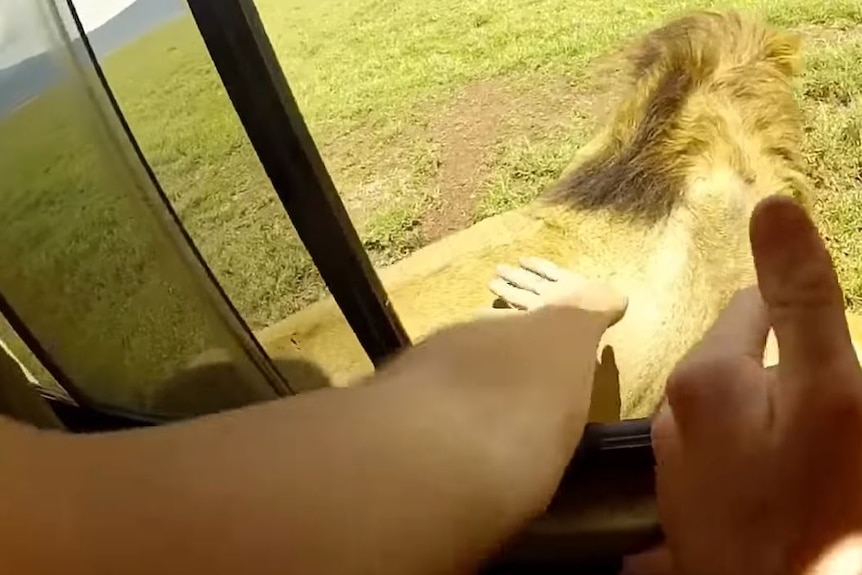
top-left (0, 74), bottom-right (267, 411)
top-left (475, 135), bottom-right (585, 220)
top-left (0, 0), bottom-right (859, 411)
top-left (116, 0), bottom-right (861, 317)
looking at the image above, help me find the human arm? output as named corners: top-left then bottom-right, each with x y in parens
top-left (0, 280), bottom-right (625, 575)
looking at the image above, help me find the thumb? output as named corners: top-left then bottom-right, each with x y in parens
top-left (749, 195), bottom-right (855, 380)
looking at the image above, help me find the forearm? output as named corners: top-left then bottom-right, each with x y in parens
top-left (2, 308), bottom-right (606, 575)
top-left (66, 381), bottom-right (520, 574)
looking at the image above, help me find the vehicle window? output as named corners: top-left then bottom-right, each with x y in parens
top-left (0, 0), bottom-right (361, 418)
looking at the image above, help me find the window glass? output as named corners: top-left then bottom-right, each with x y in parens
top-left (81, 1), bottom-right (370, 395)
top-left (0, 0), bottom-right (359, 419)
top-left (0, 311), bottom-right (66, 400)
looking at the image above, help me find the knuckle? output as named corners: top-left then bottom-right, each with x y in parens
top-left (814, 370), bottom-right (862, 430)
top-left (727, 286), bottom-right (764, 313)
top-left (665, 354), bottom-right (739, 416)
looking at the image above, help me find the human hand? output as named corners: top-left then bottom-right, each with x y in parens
top-left (652, 196), bottom-right (862, 575)
top-left (488, 256), bottom-right (627, 317)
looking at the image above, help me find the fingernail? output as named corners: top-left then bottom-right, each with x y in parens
top-left (750, 195), bottom-right (812, 251)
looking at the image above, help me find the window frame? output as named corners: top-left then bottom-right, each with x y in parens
top-left (186, 0), bottom-right (412, 368)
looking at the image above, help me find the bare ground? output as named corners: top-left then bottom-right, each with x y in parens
top-left (421, 76), bottom-right (599, 240)
top-left (315, 73), bottom-right (604, 259)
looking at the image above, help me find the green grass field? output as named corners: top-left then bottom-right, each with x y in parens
top-left (0, 0), bottom-right (860, 411)
top-left (109, 0), bottom-right (862, 325)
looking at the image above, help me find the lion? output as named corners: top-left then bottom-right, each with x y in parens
top-left (251, 10), bottom-right (818, 421)
top-left (526, 9), bottom-right (811, 417)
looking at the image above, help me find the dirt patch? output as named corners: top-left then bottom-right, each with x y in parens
top-left (311, 73), bottom-right (609, 254)
top-left (421, 76), bottom-right (600, 242)
top-left (424, 81), bottom-right (506, 238)
top-left (796, 23), bottom-right (862, 46)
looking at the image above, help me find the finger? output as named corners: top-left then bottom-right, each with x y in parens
top-left (651, 399), bottom-right (682, 470)
top-left (488, 278), bottom-right (541, 310)
top-left (663, 288), bottom-right (771, 434)
top-left (473, 307), bottom-right (521, 320)
top-left (621, 546), bottom-right (674, 575)
top-left (750, 196), bottom-right (856, 377)
top-left (651, 403), bottom-right (691, 562)
top-left (601, 296), bottom-right (628, 328)
top-left (518, 257), bottom-right (566, 282)
top-left (697, 286), bottom-right (771, 362)
top-left (542, 282), bottom-right (628, 326)
top-left (495, 264), bottom-right (546, 293)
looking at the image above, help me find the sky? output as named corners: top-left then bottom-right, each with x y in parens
top-left (0, 0), bottom-right (136, 68)
top-left (69, 0), bottom-right (137, 29)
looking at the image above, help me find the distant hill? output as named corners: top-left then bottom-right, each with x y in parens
top-left (0, 52), bottom-right (58, 116)
top-left (87, 0), bottom-right (188, 57)
top-left (0, 0), bottom-right (187, 117)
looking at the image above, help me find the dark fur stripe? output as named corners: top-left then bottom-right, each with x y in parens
top-left (550, 68), bottom-right (695, 221)
top-left (544, 11), bottom-right (803, 222)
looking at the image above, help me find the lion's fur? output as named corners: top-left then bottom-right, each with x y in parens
top-left (549, 11), bottom-right (808, 220)
top-left (513, 10), bottom-right (812, 417)
top-left (257, 10), bottom-right (813, 421)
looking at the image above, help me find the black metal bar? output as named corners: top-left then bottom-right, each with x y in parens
top-left (185, 0), bottom-right (411, 366)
